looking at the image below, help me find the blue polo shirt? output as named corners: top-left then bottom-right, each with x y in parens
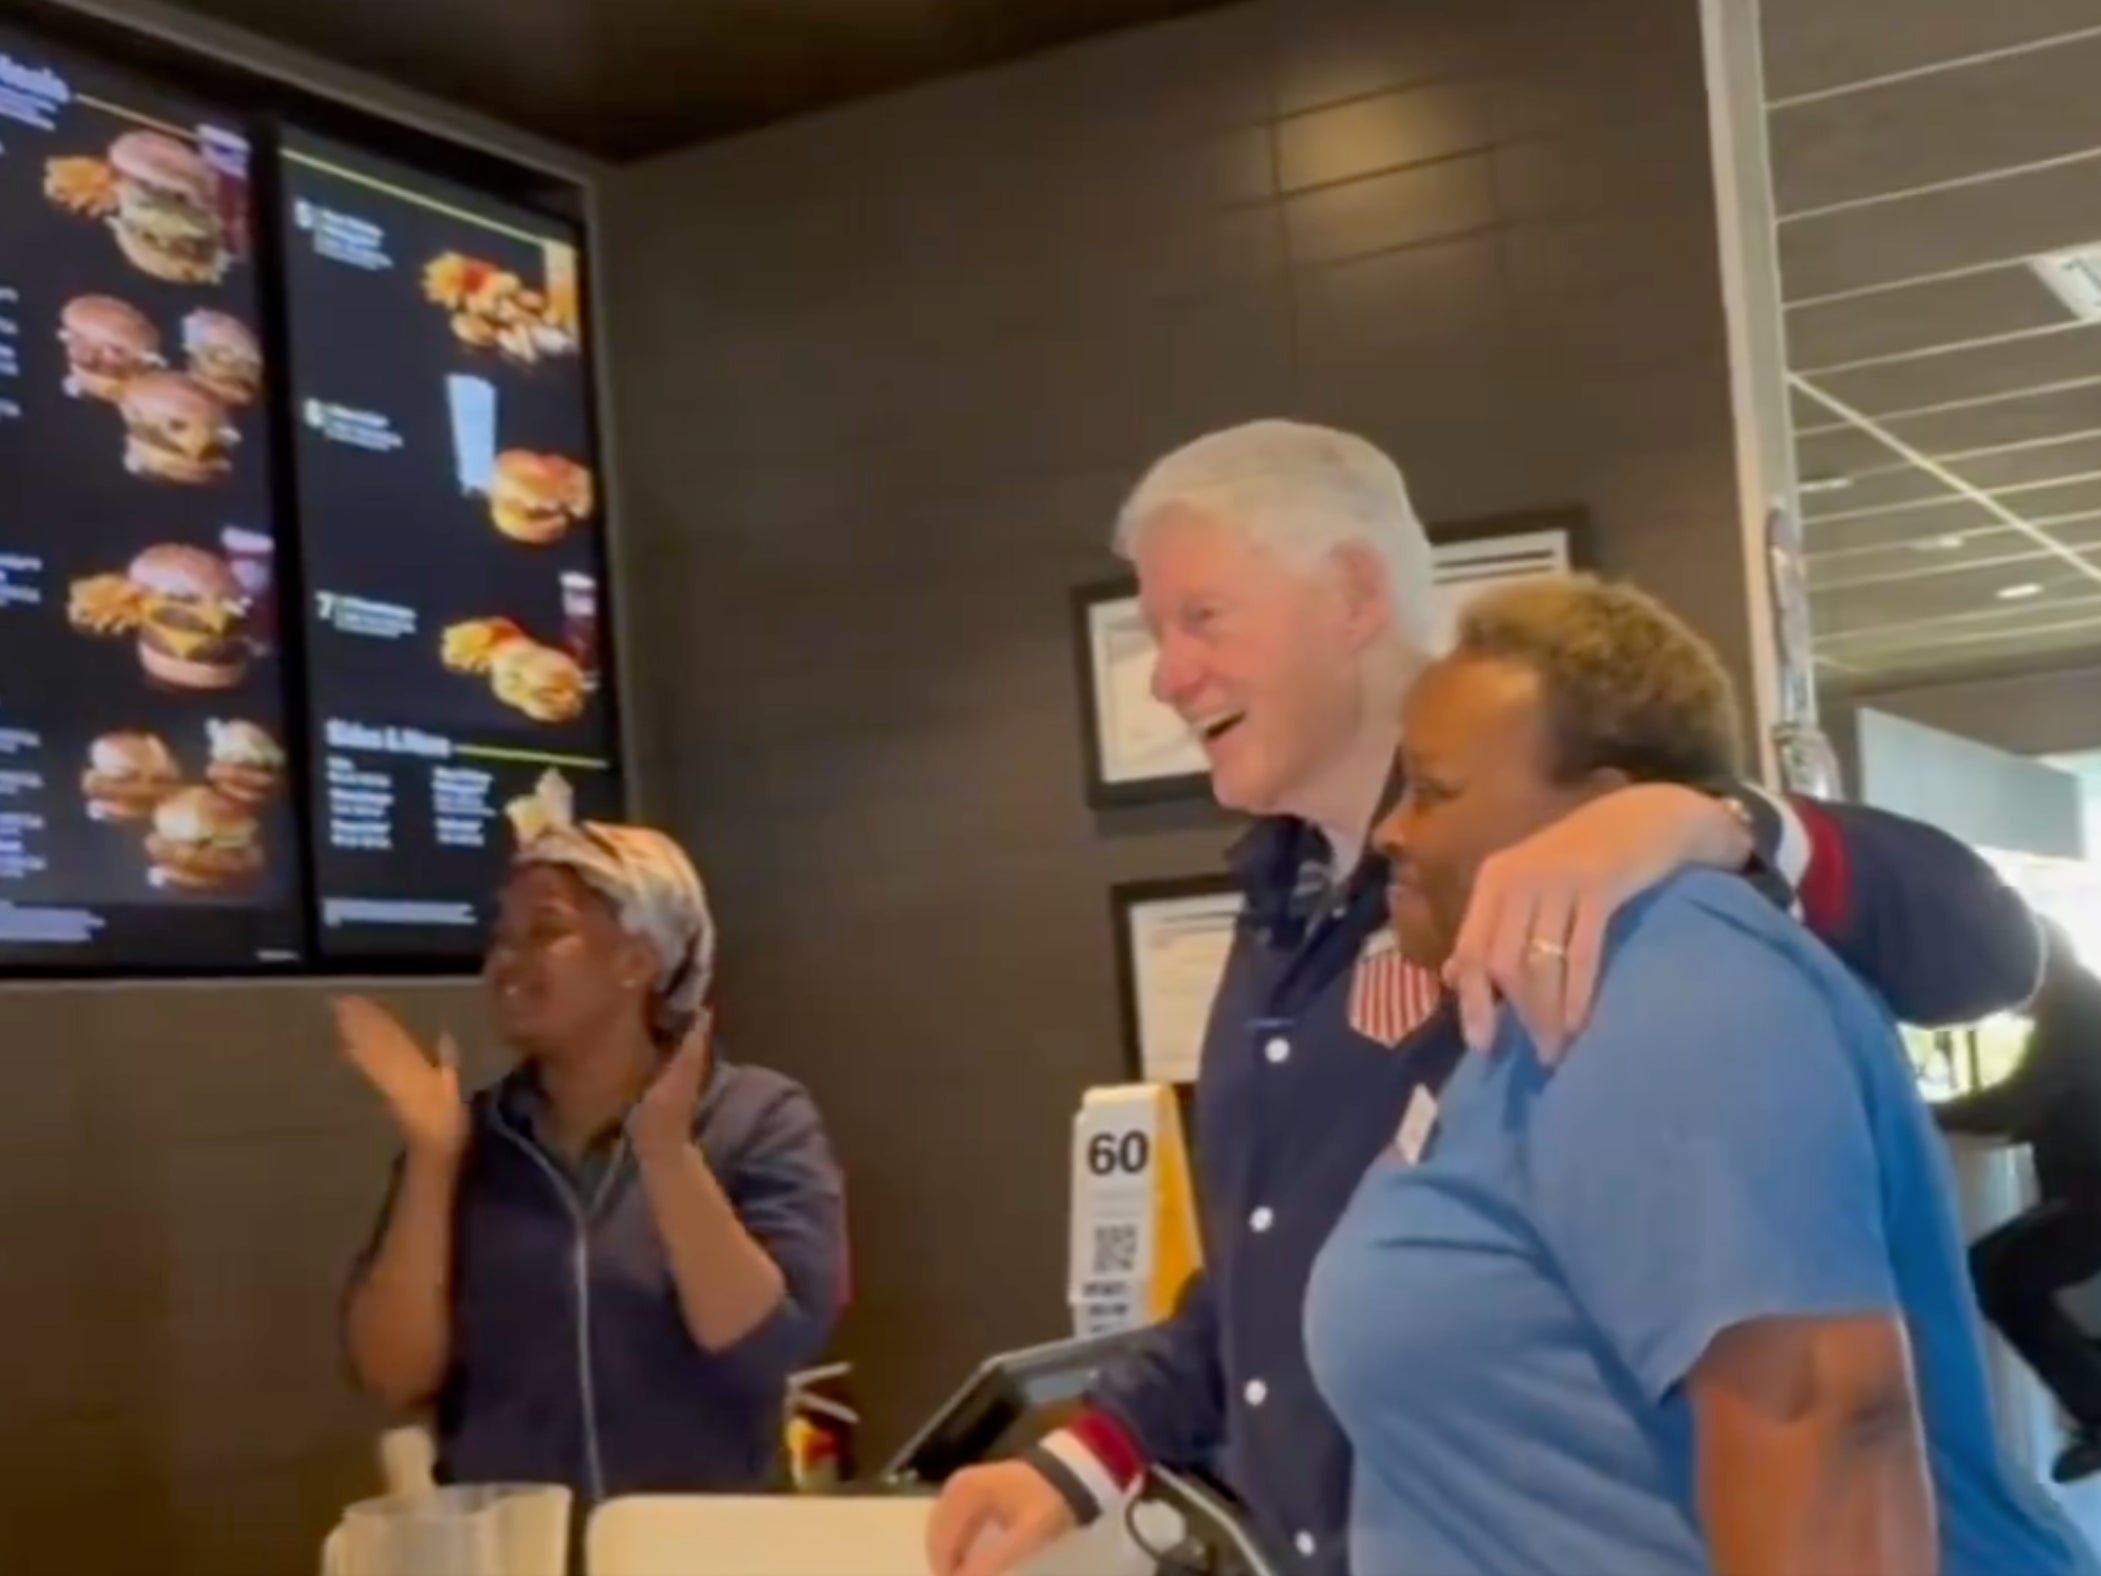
top-left (1305, 871), bottom-right (2091, 1576)
top-left (1080, 798), bottom-right (2040, 1573)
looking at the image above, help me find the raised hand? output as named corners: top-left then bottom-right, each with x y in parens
top-left (332, 995), bottom-right (469, 1163)
top-left (632, 1012), bottom-right (712, 1159)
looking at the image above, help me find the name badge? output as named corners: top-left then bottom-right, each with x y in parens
top-left (1395, 1086), bottom-right (1439, 1165)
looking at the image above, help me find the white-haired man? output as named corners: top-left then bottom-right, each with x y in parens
top-left (928, 421), bottom-right (2040, 1576)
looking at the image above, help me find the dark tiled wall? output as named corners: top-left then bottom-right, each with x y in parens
top-left (0, 976), bottom-right (506, 1572)
top-left (601, 0), bottom-right (1751, 1453)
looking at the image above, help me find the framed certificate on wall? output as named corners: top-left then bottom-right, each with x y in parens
top-left (1072, 582), bottom-right (1212, 807)
top-left (1071, 507), bottom-right (1589, 807)
top-left (1111, 875), bottom-right (1245, 1084)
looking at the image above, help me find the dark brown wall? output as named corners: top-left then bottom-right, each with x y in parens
top-left (0, 977), bottom-right (512, 1572)
top-left (601, 0), bottom-right (1750, 1455)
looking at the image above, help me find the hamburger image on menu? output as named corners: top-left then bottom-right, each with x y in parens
top-left (58, 296), bottom-right (163, 401)
top-left (77, 722), bottom-right (281, 895)
top-left (58, 302), bottom-right (259, 409)
top-left (442, 617), bottom-right (587, 725)
top-left (131, 545), bottom-right (251, 690)
top-left (145, 787), bottom-right (262, 894)
top-left (488, 451), bottom-right (592, 546)
top-left (204, 719), bottom-right (285, 806)
top-left (44, 130), bottom-right (233, 283)
top-left (80, 732), bottom-right (180, 823)
top-left (68, 544), bottom-right (255, 692)
top-left (180, 311), bottom-right (261, 406)
top-left (119, 373), bottom-right (237, 484)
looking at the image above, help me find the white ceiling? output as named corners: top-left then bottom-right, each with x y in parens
top-left (1760, 0), bottom-right (2101, 690)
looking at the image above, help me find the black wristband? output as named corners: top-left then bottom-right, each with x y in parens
top-left (1021, 1442), bottom-right (1103, 1527)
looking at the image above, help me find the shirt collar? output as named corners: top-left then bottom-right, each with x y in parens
top-left (493, 1048), bottom-right (732, 1146)
top-left (1226, 764), bottom-right (1408, 935)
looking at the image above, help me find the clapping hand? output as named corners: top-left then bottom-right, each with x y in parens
top-left (332, 994), bottom-right (469, 1164)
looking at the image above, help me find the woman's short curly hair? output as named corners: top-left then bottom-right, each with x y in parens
top-left (1451, 573), bottom-right (1742, 786)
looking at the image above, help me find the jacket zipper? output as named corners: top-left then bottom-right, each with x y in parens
top-left (493, 1108), bottom-right (630, 1506)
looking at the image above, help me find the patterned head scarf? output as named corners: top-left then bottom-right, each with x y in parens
top-left (514, 817), bottom-right (716, 1044)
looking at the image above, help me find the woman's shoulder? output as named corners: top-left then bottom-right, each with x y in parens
top-left (1604, 868), bottom-right (1859, 1004)
top-left (703, 1058), bottom-right (833, 1155)
top-left (1564, 869), bottom-right (1888, 1097)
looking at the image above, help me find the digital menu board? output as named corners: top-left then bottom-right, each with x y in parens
top-left (279, 130), bottom-right (622, 961)
top-left (0, 25), bottom-right (304, 969)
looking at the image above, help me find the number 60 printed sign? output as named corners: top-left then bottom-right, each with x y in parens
top-left (1067, 1085), bottom-right (1201, 1338)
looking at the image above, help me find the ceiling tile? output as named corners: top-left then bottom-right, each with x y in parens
top-left (1785, 267), bottom-right (2068, 366)
top-left (1801, 496), bottom-right (1998, 553)
top-left (1997, 474), bottom-right (2101, 519)
top-left (1836, 620), bottom-right (2101, 683)
top-left (1777, 159), bottom-right (2101, 301)
top-left (1808, 514), bottom-right (2101, 585)
top-left (1799, 467), bottom-right (1951, 514)
top-left (1769, 32), bottom-right (2101, 215)
top-left (1760, 0), bottom-right (2101, 102)
top-left (1810, 323), bottom-right (2101, 417)
top-left (1880, 378), bottom-right (2101, 453)
top-left (1812, 555), bottom-right (2101, 633)
top-left (1950, 429), bottom-right (2101, 486)
top-left (1794, 423), bottom-right (1907, 478)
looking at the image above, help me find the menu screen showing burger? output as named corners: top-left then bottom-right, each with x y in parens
top-left (0, 24), bottom-right (303, 969)
top-left (279, 130), bottom-right (623, 960)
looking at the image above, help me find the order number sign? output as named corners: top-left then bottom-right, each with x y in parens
top-left (1069, 1093), bottom-right (1160, 1319)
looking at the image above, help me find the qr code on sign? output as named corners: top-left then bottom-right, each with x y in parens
top-left (1091, 1223), bottom-right (1140, 1276)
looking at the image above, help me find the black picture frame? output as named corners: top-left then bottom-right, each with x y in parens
top-left (1070, 506), bottom-right (1592, 809)
top-left (1108, 873), bottom-right (1244, 1084)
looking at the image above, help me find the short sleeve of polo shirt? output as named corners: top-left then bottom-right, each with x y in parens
top-left (1524, 879), bottom-right (1901, 1403)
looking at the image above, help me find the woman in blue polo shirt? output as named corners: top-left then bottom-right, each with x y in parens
top-left (338, 817), bottom-right (845, 1505)
top-left (1305, 576), bottom-right (2091, 1576)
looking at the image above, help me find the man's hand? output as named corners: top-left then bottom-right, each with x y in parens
top-left (926, 1460), bottom-right (1077, 1576)
top-left (332, 995), bottom-right (469, 1163)
top-left (631, 1014), bottom-right (711, 1161)
top-left (1446, 783), bottom-right (1751, 1057)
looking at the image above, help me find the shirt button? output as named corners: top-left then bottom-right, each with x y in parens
top-left (1244, 1379), bottom-right (1268, 1407)
top-left (1264, 1037), bottom-right (1291, 1065)
top-left (1296, 1531), bottom-right (1317, 1558)
top-left (1250, 1206), bottom-right (1274, 1233)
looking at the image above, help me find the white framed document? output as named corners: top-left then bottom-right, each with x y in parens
top-left (1111, 876), bottom-right (1245, 1084)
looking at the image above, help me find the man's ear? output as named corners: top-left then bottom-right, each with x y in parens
top-left (1331, 541), bottom-right (1392, 654)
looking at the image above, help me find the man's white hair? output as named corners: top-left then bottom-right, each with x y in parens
top-left (1112, 419), bottom-right (1443, 663)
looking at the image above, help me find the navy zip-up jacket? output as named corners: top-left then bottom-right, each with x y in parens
top-left (375, 1056), bottom-right (846, 1505)
top-left (1056, 792), bottom-right (2041, 1575)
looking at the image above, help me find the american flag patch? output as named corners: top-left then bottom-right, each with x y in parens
top-left (1348, 928), bottom-right (1442, 1048)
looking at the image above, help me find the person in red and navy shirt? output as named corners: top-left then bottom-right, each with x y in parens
top-left (926, 421), bottom-right (2041, 1576)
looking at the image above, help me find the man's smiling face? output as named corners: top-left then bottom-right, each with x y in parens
top-left (1133, 502), bottom-right (1372, 819)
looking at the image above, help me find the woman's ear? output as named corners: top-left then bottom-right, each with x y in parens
top-left (618, 933), bottom-right (657, 996)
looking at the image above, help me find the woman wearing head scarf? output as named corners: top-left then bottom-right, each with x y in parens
top-left (338, 819), bottom-right (846, 1505)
